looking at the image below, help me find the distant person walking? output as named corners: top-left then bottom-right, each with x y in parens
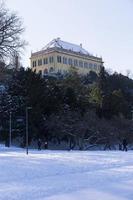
top-left (38, 138), bottom-right (42, 150)
top-left (44, 141), bottom-right (48, 149)
top-left (122, 138), bottom-right (128, 151)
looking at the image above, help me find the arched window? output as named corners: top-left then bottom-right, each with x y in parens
top-left (44, 68), bottom-right (48, 74)
top-left (49, 67), bottom-right (54, 73)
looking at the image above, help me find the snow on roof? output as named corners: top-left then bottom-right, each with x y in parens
top-left (42, 38), bottom-right (90, 55)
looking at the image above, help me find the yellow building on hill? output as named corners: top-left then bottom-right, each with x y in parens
top-left (30, 38), bottom-right (103, 77)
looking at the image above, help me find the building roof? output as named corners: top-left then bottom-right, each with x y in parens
top-left (42, 38), bottom-right (90, 55)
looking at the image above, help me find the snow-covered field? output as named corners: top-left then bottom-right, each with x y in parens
top-left (0, 146), bottom-right (133, 200)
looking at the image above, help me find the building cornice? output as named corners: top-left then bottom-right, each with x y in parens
top-left (31, 47), bottom-right (103, 63)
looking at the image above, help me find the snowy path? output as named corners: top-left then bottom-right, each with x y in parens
top-left (0, 147), bottom-right (133, 200)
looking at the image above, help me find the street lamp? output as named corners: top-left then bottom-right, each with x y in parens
top-left (131, 107), bottom-right (133, 121)
top-left (26, 107), bottom-right (32, 155)
top-left (9, 111), bottom-right (12, 147)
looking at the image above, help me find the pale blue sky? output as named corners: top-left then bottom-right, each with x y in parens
top-left (5, 0), bottom-right (133, 73)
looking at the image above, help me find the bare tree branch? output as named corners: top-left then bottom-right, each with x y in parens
top-left (0, 2), bottom-right (26, 61)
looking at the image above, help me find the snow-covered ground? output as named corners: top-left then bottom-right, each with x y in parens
top-left (0, 146), bottom-right (133, 200)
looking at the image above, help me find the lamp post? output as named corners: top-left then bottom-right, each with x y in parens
top-left (9, 111), bottom-right (12, 147)
top-left (131, 107), bottom-right (133, 121)
top-left (26, 107), bottom-right (32, 155)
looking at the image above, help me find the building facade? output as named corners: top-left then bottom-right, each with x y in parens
top-left (30, 38), bottom-right (103, 76)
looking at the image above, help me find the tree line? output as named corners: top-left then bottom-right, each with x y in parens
top-left (0, 66), bottom-right (133, 150)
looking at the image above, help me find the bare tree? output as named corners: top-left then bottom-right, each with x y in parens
top-left (45, 110), bottom-right (106, 150)
top-left (0, 2), bottom-right (26, 60)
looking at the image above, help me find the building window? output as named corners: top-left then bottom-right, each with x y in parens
top-left (58, 69), bottom-right (62, 74)
top-left (68, 58), bottom-right (73, 66)
top-left (89, 63), bottom-right (93, 69)
top-left (57, 56), bottom-right (62, 63)
top-left (79, 60), bottom-right (83, 67)
top-left (94, 64), bottom-right (97, 69)
top-left (38, 59), bottom-right (42, 66)
top-left (63, 57), bottom-right (67, 64)
top-left (98, 65), bottom-right (101, 70)
top-left (49, 67), bottom-right (54, 73)
top-left (44, 68), bottom-right (48, 74)
top-left (32, 61), bottom-right (36, 67)
top-left (84, 62), bottom-right (88, 68)
top-left (43, 58), bottom-right (48, 65)
top-left (49, 56), bottom-right (54, 63)
top-left (74, 59), bottom-right (78, 66)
